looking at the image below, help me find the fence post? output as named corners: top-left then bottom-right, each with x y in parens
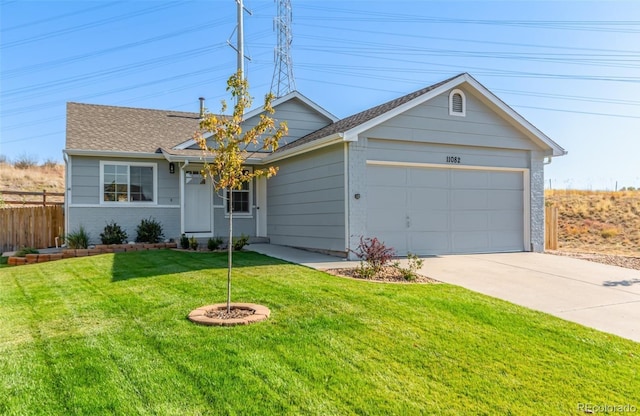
top-left (43, 189), bottom-right (47, 206)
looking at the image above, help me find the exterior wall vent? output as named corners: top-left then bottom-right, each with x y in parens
top-left (449, 89), bottom-right (466, 117)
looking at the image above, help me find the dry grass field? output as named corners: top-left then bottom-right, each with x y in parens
top-left (0, 161), bottom-right (65, 205)
top-left (546, 189), bottom-right (640, 256)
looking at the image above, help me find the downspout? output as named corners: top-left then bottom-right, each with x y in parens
top-left (63, 151), bottom-right (70, 245)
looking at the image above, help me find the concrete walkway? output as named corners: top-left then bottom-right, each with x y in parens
top-left (248, 244), bottom-right (640, 343)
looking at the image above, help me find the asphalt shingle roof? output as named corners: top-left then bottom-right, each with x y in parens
top-left (66, 102), bottom-right (201, 153)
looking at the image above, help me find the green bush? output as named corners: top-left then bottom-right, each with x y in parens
top-left (66, 225), bottom-right (90, 249)
top-left (233, 234), bottom-right (249, 251)
top-left (393, 253), bottom-right (424, 281)
top-left (208, 237), bottom-right (223, 251)
top-left (100, 221), bottom-right (128, 245)
top-left (135, 217), bottom-right (164, 243)
top-left (189, 235), bottom-right (199, 251)
top-left (15, 247), bottom-right (39, 257)
top-left (180, 234), bottom-right (189, 249)
top-left (0, 256), bottom-right (8, 265)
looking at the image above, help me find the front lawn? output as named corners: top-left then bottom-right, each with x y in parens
top-left (1, 250), bottom-right (638, 415)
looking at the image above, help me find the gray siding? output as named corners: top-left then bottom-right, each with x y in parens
top-left (68, 207), bottom-right (180, 245)
top-left (267, 144), bottom-right (346, 252)
top-left (364, 87), bottom-right (541, 152)
top-left (191, 97), bottom-right (332, 152)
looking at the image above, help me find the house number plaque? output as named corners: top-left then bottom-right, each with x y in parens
top-left (446, 156), bottom-right (461, 164)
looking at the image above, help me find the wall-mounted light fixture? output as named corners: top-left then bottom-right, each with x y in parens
top-left (169, 162), bottom-right (175, 174)
top-left (354, 193), bottom-right (361, 200)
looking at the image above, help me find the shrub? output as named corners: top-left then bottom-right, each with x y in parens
top-left (14, 153), bottom-right (38, 170)
top-left (180, 234), bottom-right (190, 249)
top-left (189, 235), bottom-right (199, 250)
top-left (233, 234), bottom-right (249, 251)
top-left (66, 225), bottom-right (90, 249)
top-left (0, 256), bottom-right (7, 265)
top-left (208, 237), bottom-right (223, 251)
top-left (100, 221), bottom-right (128, 245)
top-left (601, 228), bottom-right (619, 239)
top-left (15, 247), bottom-right (39, 257)
top-left (41, 158), bottom-right (59, 169)
top-left (393, 253), bottom-right (424, 281)
top-left (135, 217), bottom-right (164, 243)
top-left (350, 236), bottom-right (396, 278)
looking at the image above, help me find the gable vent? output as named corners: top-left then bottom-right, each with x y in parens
top-left (449, 89), bottom-right (466, 117)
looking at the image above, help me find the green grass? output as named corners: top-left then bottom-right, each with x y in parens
top-left (1, 250), bottom-right (638, 415)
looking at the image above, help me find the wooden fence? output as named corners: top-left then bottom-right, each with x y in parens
top-left (0, 205), bottom-right (65, 252)
top-left (0, 189), bottom-right (64, 206)
top-left (545, 206), bottom-right (558, 250)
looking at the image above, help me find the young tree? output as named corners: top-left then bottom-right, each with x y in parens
top-left (194, 71), bottom-right (288, 313)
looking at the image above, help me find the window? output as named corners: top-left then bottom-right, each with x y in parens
top-left (449, 89), bottom-right (466, 117)
top-left (226, 181), bottom-right (251, 214)
top-left (101, 162), bottom-right (156, 203)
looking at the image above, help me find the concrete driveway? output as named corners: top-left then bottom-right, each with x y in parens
top-left (248, 244), bottom-right (640, 343)
top-left (422, 252), bottom-right (640, 343)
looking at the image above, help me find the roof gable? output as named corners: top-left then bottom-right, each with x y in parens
top-left (275, 73), bottom-right (566, 157)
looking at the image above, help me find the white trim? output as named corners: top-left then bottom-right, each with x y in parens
top-left (64, 152), bottom-right (71, 237)
top-left (343, 142), bottom-right (350, 253)
top-left (366, 159), bottom-right (530, 252)
top-left (448, 88), bottom-right (466, 117)
top-left (65, 149), bottom-right (163, 159)
top-left (69, 204), bottom-right (179, 209)
top-left (256, 176), bottom-right (267, 237)
top-left (99, 161), bottom-right (158, 206)
top-left (366, 160), bottom-right (526, 172)
top-left (522, 169), bottom-right (531, 251)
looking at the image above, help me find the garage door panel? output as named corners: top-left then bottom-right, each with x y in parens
top-left (368, 187), bottom-right (405, 207)
top-left (410, 232), bottom-right (450, 253)
top-left (491, 231), bottom-right (524, 250)
top-left (409, 189), bottom-right (449, 210)
top-left (366, 166), bottom-right (406, 186)
top-left (451, 170), bottom-right (489, 189)
top-left (409, 168), bottom-right (449, 187)
top-left (488, 190), bottom-right (523, 209)
top-left (368, 208), bottom-right (405, 231)
top-left (452, 211), bottom-right (490, 231)
top-left (490, 211), bottom-right (523, 230)
top-left (490, 171), bottom-right (524, 189)
top-left (452, 189), bottom-right (488, 210)
top-left (452, 231), bottom-right (490, 252)
top-left (374, 232), bottom-right (407, 254)
top-left (409, 210), bottom-right (449, 231)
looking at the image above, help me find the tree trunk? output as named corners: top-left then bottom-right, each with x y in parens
top-left (227, 189), bottom-right (233, 313)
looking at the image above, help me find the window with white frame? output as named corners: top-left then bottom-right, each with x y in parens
top-left (225, 180), bottom-right (251, 214)
top-left (449, 89), bottom-right (466, 117)
top-left (101, 162), bottom-right (156, 203)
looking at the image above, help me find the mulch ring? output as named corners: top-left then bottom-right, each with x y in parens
top-left (323, 266), bottom-right (440, 284)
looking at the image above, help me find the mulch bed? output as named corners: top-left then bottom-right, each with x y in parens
top-left (205, 307), bottom-right (255, 320)
top-left (324, 266), bottom-right (440, 284)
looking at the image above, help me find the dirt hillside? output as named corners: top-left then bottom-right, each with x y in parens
top-left (0, 162), bottom-right (65, 206)
top-left (545, 189), bottom-right (640, 256)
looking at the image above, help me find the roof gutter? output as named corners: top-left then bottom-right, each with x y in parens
top-left (64, 149), bottom-right (162, 159)
top-left (263, 133), bottom-right (345, 164)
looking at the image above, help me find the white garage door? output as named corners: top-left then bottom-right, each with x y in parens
top-left (366, 165), bottom-right (525, 255)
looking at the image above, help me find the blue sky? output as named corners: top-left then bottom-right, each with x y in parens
top-left (1, 0), bottom-right (639, 190)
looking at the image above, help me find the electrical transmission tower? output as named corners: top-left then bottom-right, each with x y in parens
top-left (271, 0), bottom-right (296, 97)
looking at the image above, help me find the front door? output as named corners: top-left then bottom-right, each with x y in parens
top-left (184, 170), bottom-right (212, 234)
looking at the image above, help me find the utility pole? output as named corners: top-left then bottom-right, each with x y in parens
top-left (228, 0), bottom-right (251, 80)
top-left (271, 0), bottom-right (296, 97)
